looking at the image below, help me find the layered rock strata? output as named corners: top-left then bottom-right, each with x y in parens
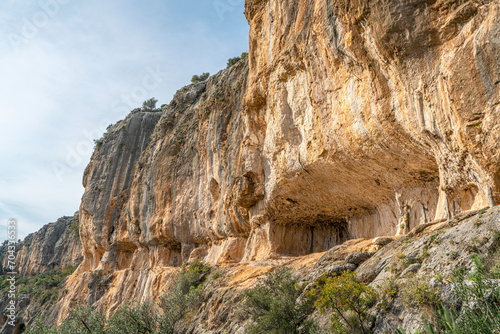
top-left (0, 216), bottom-right (82, 333)
top-left (0, 216), bottom-right (82, 276)
top-left (243, 0), bottom-right (500, 243)
top-left (55, 0), bottom-right (499, 325)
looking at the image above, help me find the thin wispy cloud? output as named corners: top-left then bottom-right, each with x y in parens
top-left (0, 0), bottom-right (249, 240)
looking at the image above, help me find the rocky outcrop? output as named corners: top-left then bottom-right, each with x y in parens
top-left (43, 0), bottom-right (500, 328)
top-left (58, 62), bottom-right (251, 322)
top-left (0, 216), bottom-right (82, 333)
top-left (359, 206), bottom-right (500, 332)
top-left (243, 0), bottom-right (500, 243)
top-left (79, 110), bottom-right (162, 272)
top-left (0, 216), bottom-right (82, 277)
top-left (169, 205), bottom-right (500, 333)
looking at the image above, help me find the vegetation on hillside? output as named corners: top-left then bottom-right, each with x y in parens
top-left (0, 266), bottom-right (76, 306)
top-left (22, 249), bottom-right (500, 334)
top-left (24, 260), bottom-right (210, 334)
top-left (242, 267), bottom-right (318, 334)
top-left (227, 52), bottom-right (248, 67)
top-left (313, 271), bottom-right (378, 333)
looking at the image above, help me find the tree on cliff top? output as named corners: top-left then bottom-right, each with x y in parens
top-left (227, 52), bottom-right (248, 68)
top-left (142, 97), bottom-right (158, 112)
top-left (191, 72), bottom-right (210, 84)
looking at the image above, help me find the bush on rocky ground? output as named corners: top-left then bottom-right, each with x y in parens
top-left (227, 52), bottom-right (248, 68)
top-left (242, 266), bottom-right (319, 334)
top-left (398, 254), bottom-right (500, 334)
top-left (313, 270), bottom-right (378, 334)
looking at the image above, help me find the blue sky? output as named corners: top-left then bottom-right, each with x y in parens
top-left (0, 0), bottom-right (248, 241)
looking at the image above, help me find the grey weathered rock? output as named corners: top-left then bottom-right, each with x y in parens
top-left (373, 312), bottom-right (402, 333)
top-left (345, 252), bottom-right (373, 265)
top-left (357, 257), bottom-right (392, 284)
top-left (372, 237), bottom-right (395, 246)
top-left (324, 263), bottom-right (357, 276)
top-left (399, 263), bottom-right (422, 278)
top-left (429, 277), bottom-right (440, 288)
top-left (0, 216), bottom-right (82, 276)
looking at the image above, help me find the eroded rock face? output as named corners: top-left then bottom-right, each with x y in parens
top-left (79, 111), bottom-right (162, 272)
top-left (243, 0), bottom-right (500, 246)
top-left (0, 216), bottom-right (82, 277)
top-left (0, 216), bottom-right (82, 333)
top-left (55, 0), bottom-right (499, 325)
top-left (58, 63), bottom-right (251, 322)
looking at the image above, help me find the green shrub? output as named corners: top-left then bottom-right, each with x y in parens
top-left (191, 72), bottom-right (210, 83)
top-left (26, 306), bottom-right (106, 334)
top-left (227, 52), bottom-right (248, 67)
top-left (398, 275), bottom-right (441, 308)
top-left (61, 306), bottom-right (106, 333)
top-left (426, 307), bottom-right (463, 334)
top-left (38, 290), bottom-right (53, 303)
top-left (208, 267), bottom-right (223, 281)
top-left (376, 277), bottom-right (399, 311)
top-left (61, 265), bottom-right (77, 277)
top-left (69, 211), bottom-right (79, 239)
top-left (159, 260), bottom-right (210, 333)
top-left (243, 266), bottom-right (318, 334)
top-left (93, 122), bottom-right (118, 150)
top-left (142, 97), bottom-right (159, 112)
top-left (177, 259), bottom-right (210, 292)
top-left (491, 260), bottom-right (500, 279)
top-left (93, 138), bottom-right (104, 149)
top-left (24, 318), bottom-right (58, 334)
top-left (493, 229), bottom-right (500, 246)
top-left (314, 270), bottom-right (378, 334)
top-left (107, 301), bottom-right (160, 334)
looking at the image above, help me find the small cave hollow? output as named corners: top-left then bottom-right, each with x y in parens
top-left (210, 178), bottom-right (220, 202)
top-left (270, 218), bottom-right (349, 256)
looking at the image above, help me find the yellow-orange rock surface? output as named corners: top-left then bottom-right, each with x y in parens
top-left (55, 0), bottom-right (500, 326)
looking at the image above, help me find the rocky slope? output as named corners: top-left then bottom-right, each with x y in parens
top-left (0, 216), bottom-right (82, 333)
top-left (13, 0), bottom-right (500, 332)
top-left (181, 205), bottom-right (500, 333)
top-left (0, 216), bottom-right (82, 277)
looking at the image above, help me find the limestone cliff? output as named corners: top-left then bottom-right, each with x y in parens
top-left (0, 216), bottom-right (82, 277)
top-left (38, 0), bottom-right (500, 329)
top-left (243, 0), bottom-right (500, 242)
top-left (0, 216), bottom-right (82, 333)
top-left (59, 62), bottom-right (251, 320)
